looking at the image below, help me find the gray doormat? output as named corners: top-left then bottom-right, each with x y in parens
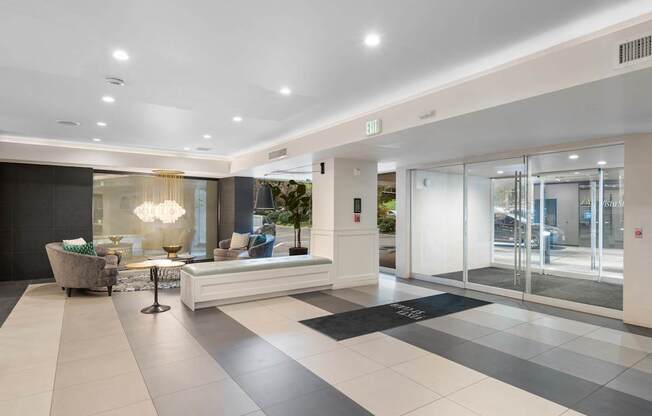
top-left (300, 293), bottom-right (490, 340)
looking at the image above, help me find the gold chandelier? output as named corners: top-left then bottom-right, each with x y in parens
top-left (134, 170), bottom-right (186, 224)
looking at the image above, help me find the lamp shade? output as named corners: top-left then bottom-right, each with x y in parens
top-left (255, 183), bottom-right (275, 210)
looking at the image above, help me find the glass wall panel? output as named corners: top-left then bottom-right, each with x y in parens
top-left (411, 166), bottom-right (464, 283)
top-left (528, 145), bottom-right (624, 310)
top-left (467, 158), bottom-right (526, 292)
top-left (378, 172), bottom-right (396, 269)
top-left (92, 173), bottom-right (218, 261)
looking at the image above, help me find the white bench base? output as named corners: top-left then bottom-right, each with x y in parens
top-left (180, 263), bottom-right (332, 310)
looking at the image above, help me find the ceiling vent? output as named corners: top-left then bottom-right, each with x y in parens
top-left (617, 34), bottom-right (652, 66)
top-left (268, 148), bottom-right (287, 160)
top-left (56, 120), bottom-right (80, 127)
top-left (195, 147), bottom-right (212, 151)
top-left (105, 76), bottom-right (125, 86)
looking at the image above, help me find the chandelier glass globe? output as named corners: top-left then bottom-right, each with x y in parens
top-left (133, 201), bottom-right (157, 222)
top-left (154, 199), bottom-right (186, 224)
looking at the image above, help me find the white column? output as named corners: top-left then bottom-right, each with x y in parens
top-left (311, 158), bottom-right (379, 288)
top-left (623, 135), bottom-right (652, 328)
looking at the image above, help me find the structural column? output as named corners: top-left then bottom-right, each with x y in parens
top-left (311, 158), bottom-right (379, 288)
top-left (218, 176), bottom-right (254, 242)
top-left (623, 135), bottom-right (652, 328)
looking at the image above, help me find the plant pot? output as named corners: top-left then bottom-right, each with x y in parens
top-left (289, 246), bottom-right (309, 256)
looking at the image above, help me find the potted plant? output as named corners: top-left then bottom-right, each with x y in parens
top-left (270, 180), bottom-right (311, 255)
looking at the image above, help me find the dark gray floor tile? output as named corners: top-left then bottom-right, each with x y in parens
top-left (441, 338), bottom-right (524, 375)
top-left (494, 356), bottom-right (601, 407)
top-left (202, 335), bottom-right (292, 376)
top-left (532, 348), bottom-right (628, 385)
top-left (384, 323), bottom-right (468, 355)
top-left (607, 368), bottom-right (652, 402)
top-left (575, 387), bottom-right (652, 416)
top-left (263, 386), bottom-right (372, 416)
top-left (474, 331), bottom-right (554, 359)
top-left (233, 360), bottom-right (330, 408)
top-left (291, 292), bottom-right (362, 313)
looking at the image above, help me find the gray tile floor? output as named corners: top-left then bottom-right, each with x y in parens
top-left (4, 275), bottom-right (652, 416)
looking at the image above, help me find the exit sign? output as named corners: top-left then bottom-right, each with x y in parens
top-left (366, 119), bottom-right (382, 136)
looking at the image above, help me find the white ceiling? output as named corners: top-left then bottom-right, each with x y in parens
top-left (314, 67), bottom-right (652, 169)
top-left (1, 0), bottom-right (649, 157)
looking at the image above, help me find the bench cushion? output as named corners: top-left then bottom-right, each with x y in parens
top-left (182, 255), bottom-right (331, 277)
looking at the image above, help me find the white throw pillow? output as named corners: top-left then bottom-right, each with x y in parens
top-left (63, 238), bottom-right (87, 246)
top-left (229, 232), bottom-right (250, 250)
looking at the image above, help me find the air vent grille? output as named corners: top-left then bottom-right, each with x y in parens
top-left (196, 147), bottom-right (212, 151)
top-left (618, 35), bottom-right (652, 65)
top-left (268, 148), bottom-right (287, 160)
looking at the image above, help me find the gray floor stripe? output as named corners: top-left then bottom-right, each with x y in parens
top-left (296, 288), bottom-right (652, 416)
top-left (112, 289), bottom-right (372, 416)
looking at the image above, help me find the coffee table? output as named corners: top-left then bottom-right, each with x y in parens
top-left (125, 259), bottom-right (185, 314)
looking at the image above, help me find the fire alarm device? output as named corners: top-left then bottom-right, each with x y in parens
top-left (635, 228), bottom-right (643, 239)
top-left (354, 213), bottom-right (361, 223)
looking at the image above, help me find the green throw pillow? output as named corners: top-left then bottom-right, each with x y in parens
top-left (63, 241), bottom-right (97, 256)
top-left (248, 234), bottom-right (266, 248)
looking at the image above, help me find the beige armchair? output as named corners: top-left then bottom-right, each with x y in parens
top-left (45, 243), bottom-right (118, 297)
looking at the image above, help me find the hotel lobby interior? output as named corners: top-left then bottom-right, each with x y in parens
top-left (3, 2), bottom-right (652, 415)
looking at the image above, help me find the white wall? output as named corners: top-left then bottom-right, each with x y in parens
top-left (311, 158), bottom-right (379, 288)
top-left (623, 135), bottom-right (652, 328)
top-left (411, 170), bottom-right (465, 276)
top-left (467, 175), bottom-right (492, 271)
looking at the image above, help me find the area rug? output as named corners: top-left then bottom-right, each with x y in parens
top-left (300, 293), bottom-right (490, 340)
top-left (88, 268), bottom-right (181, 292)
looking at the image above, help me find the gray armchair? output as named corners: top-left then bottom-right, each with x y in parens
top-left (213, 234), bottom-right (275, 261)
top-left (45, 242), bottom-right (118, 296)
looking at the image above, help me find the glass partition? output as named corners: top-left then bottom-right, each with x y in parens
top-left (466, 157), bottom-right (527, 292)
top-left (528, 145), bottom-right (624, 309)
top-left (411, 165), bottom-right (464, 284)
top-left (378, 172), bottom-right (396, 270)
top-left (410, 144), bottom-right (624, 311)
top-left (92, 173), bottom-right (218, 261)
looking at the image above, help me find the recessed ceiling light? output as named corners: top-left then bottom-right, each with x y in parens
top-left (568, 154), bottom-right (579, 160)
top-left (56, 120), bottom-right (80, 127)
top-left (555, 178), bottom-right (561, 182)
top-left (496, 170), bottom-right (504, 174)
top-left (92, 138), bottom-right (102, 142)
top-left (102, 96), bottom-right (115, 103)
top-left (202, 134), bottom-right (212, 139)
top-left (112, 49), bottom-right (129, 61)
top-left (574, 171), bottom-right (579, 175)
top-left (233, 116), bottom-right (243, 123)
top-left (597, 160), bottom-right (607, 166)
top-left (364, 33), bottom-right (381, 47)
top-left (279, 86), bottom-right (292, 96)
top-left (183, 147), bottom-right (191, 151)
top-left (96, 121), bottom-right (107, 127)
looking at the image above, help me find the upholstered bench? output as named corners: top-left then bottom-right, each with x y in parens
top-left (180, 255), bottom-right (333, 310)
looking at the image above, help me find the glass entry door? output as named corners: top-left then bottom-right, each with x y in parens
top-left (466, 157), bottom-right (527, 294)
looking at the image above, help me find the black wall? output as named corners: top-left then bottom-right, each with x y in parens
top-left (218, 176), bottom-right (254, 242)
top-left (0, 163), bottom-right (93, 281)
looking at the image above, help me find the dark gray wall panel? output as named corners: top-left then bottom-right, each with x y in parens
top-left (218, 176), bottom-right (254, 242)
top-left (1, 163), bottom-right (92, 281)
